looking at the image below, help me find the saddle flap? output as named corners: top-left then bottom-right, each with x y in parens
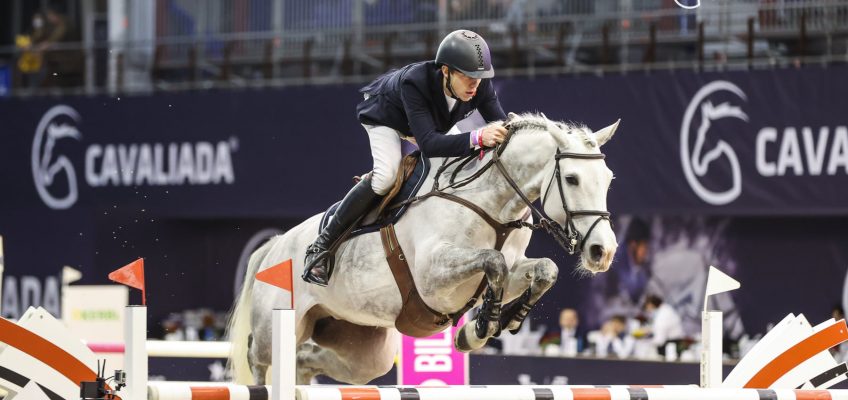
top-left (375, 152), bottom-right (420, 218)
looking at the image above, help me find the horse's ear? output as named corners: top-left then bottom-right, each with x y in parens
top-left (504, 112), bottom-right (520, 128)
top-left (595, 119), bottom-right (621, 146)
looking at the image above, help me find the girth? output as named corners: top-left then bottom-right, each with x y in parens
top-left (380, 191), bottom-right (527, 338)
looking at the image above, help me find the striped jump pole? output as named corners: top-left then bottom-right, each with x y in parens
top-left (148, 382), bottom-right (272, 400)
top-left (291, 386), bottom-right (848, 400)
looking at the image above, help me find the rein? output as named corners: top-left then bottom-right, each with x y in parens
top-left (395, 118), bottom-right (611, 255)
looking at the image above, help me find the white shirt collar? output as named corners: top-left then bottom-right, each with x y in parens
top-left (445, 94), bottom-right (457, 112)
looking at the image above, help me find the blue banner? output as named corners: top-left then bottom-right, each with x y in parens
top-left (0, 66), bottom-right (846, 348)
top-left (497, 67), bottom-right (848, 216)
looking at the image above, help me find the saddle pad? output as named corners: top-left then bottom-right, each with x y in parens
top-left (318, 152), bottom-right (430, 238)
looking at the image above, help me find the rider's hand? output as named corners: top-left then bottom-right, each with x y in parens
top-left (480, 123), bottom-right (507, 147)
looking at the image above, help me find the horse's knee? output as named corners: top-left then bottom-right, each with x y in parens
top-left (481, 251), bottom-right (508, 287)
top-left (533, 258), bottom-right (558, 287)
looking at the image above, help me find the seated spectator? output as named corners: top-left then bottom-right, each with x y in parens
top-left (559, 308), bottom-right (584, 356)
top-left (642, 294), bottom-right (685, 356)
top-left (540, 308), bottom-right (585, 356)
top-left (591, 315), bottom-right (635, 359)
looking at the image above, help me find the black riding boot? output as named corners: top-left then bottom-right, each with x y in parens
top-left (302, 175), bottom-right (382, 286)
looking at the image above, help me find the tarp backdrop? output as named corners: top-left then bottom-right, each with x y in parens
top-left (1, 65), bottom-right (846, 342)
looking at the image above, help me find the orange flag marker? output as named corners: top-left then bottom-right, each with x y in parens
top-left (255, 259), bottom-right (294, 308)
top-left (109, 258), bottom-right (146, 305)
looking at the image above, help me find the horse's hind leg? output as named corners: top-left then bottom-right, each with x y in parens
top-left (248, 333), bottom-right (271, 384)
top-left (500, 257), bottom-right (559, 333)
top-left (298, 317), bottom-right (398, 384)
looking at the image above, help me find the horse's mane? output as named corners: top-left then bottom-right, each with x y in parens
top-left (508, 113), bottom-right (597, 149)
top-left (436, 113), bottom-right (596, 188)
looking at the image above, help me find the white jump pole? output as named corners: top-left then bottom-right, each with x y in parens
top-left (701, 310), bottom-right (723, 388)
top-left (125, 305), bottom-right (149, 400)
top-left (272, 308), bottom-right (296, 400)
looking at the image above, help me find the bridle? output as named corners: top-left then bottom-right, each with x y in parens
top-left (536, 150), bottom-right (611, 255)
top-left (428, 120), bottom-right (612, 255)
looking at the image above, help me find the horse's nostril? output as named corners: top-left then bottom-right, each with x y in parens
top-left (590, 244), bottom-right (604, 262)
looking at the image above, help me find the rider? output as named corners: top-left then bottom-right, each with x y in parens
top-left (302, 29), bottom-right (509, 286)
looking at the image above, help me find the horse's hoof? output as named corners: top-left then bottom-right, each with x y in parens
top-left (474, 316), bottom-right (501, 339)
top-left (454, 325), bottom-right (474, 353)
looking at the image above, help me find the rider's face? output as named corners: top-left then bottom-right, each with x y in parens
top-left (442, 66), bottom-right (481, 102)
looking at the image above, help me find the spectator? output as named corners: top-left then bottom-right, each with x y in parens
top-left (642, 294), bottom-right (685, 356)
top-left (16, 7), bottom-right (69, 89)
top-left (559, 308), bottom-right (583, 355)
top-left (593, 315), bottom-right (635, 358)
top-left (542, 308), bottom-right (585, 356)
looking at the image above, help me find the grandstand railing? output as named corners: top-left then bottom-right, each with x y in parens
top-left (1, 0), bottom-right (846, 96)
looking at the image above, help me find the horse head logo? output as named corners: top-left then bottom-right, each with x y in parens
top-left (680, 81), bottom-right (749, 205)
top-left (31, 105), bottom-right (82, 210)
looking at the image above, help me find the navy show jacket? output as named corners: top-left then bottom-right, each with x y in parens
top-left (356, 61), bottom-right (507, 157)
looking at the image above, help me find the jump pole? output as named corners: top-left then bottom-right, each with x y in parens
top-left (88, 340), bottom-right (232, 358)
top-left (272, 309), bottom-right (296, 400)
top-left (701, 310), bottom-right (723, 388)
top-left (125, 305), bottom-right (149, 400)
top-left (700, 266), bottom-right (742, 388)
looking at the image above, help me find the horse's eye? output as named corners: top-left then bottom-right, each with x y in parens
top-left (565, 175), bottom-right (579, 185)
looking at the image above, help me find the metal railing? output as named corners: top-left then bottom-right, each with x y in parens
top-left (1, 0), bottom-right (847, 96)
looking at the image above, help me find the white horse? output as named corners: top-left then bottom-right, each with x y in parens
top-left (227, 113), bottom-right (620, 385)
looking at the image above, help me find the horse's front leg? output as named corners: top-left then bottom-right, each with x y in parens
top-left (422, 244), bottom-right (509, 353)
top-left (500, 257), bottom-right (559, 334)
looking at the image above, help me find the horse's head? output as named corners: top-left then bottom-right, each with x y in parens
top-left (504, 113), bottom-right (620, 274)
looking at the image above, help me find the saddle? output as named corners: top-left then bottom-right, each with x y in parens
top-left (318, 151), bottom-right (429, 239)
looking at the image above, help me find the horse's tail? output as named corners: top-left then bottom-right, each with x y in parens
top-left (226, 237), bottom-right (275, 384)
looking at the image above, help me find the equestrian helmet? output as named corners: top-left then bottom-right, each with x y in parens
top-left (435, 30), bottom-right (494, 79)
